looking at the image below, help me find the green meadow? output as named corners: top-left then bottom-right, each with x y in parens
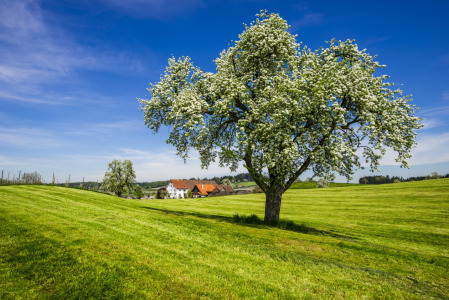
top-left (1, 180), bottom-right (448, 299)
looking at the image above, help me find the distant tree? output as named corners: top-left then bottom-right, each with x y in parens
top-left (187, 189), bottom-right (193, 198)
top-left (134, 185), bottom-right (144, 199)
top-left (393, 178), bottom-right (401, 183)
top-left (222, 178), bottom-right (232, 186)
top-left (21, 171), bottom-right (43, 184)
top-left (156, 189), bottom-right (168, 199)
top-left (317, 173), bottom-right (335, 188)
top-left (430, 172), bottom-right (441, 179)
top-left (140, 11), bottom-right (422, 223)
top-left (102, 160), bottom-right (136, 197)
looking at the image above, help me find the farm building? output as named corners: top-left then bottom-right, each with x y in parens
top-left (166, 179), bottom-right (234, 198)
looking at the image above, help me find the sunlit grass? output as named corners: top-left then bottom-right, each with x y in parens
top-left (1, 180), bottom-right (448, 298)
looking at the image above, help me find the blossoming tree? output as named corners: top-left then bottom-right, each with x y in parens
top-left (139, 11), bottom-right (422, 223)
top-left (102, 160), bottom-right (136, 197)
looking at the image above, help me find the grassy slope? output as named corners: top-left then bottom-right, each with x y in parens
top-left (1, 180), bottom-right (448, 299)
top-left (289, 181), bottom-right (358, 189)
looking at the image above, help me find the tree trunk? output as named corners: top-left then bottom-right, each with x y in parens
top-left (264, 189), bottom-right (283, 224)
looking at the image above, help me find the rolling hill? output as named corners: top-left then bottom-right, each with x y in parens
top-left (1, 180), bottom-right (448, 298)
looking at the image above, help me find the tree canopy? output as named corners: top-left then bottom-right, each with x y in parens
top-left (102, 160), bottom-right (136, 197)
top-left (139, 11), bottom-right (422, 222)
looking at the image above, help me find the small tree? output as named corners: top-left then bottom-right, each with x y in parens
top-left (430, 172), bottom-right (441, 179)
top-left (187, 189), bottom-right (193, 198)
top-left (317, 173), bottom-right (335, 188)
top-left (222, 178), bottom-right (232, 186)
top-left (140, 11), bottom-right (422, 223)
top-left (360, 177), bottom-right (369, 184)
top-left (156, 189), bottom-right (168, 199)
top-left (21, 171), bottom-right (43, 184)
top-left (134, 185), bottom-right (144, 199)
top-left (102, 160), bottom-right (136, 197)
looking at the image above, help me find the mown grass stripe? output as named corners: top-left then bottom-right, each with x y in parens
top-left (1, 181), bottom-right (448, 298)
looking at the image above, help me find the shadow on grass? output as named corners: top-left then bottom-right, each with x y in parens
top-left (140, 206), bottom-right (356, 240)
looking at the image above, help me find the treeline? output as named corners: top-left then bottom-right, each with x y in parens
top-left (136, 181), bottom-right (168, 189)
top-left (199, 173), bottom-right (253, 184)
top-left (136, 173), bottom-right (254, 189)
top-left (0, 170), bottom-right (43, 185)
top-left (359, 172), bottom-right (449, 184)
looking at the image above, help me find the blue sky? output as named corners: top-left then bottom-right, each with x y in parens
top-left (1, 0), bottom-right (448, 183)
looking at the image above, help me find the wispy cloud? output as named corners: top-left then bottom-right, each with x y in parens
top-left (0, 127), bottom-right (62, 148)
top-left (100, 0), bottom-right (205, 19)
top-left (420, 105), bottom-right (449, 117)
top-left (363, 36), bottom-right (390, 46)
top-left (289, 2), bottom-right (309, 11)
top-left (379, 132), bottom-right (449, 166)
top-left (56, 147), bottom-right (243, 182)
top-left (65, 121), bottom-right (142, 136)
top-left (117, 147), bottom-right (244, 181)
top-left (411, 132), bottom-right (449, 165)
top-left (290, 13), bottom-right (325, 32)
top-left (0, 118), bottom-right (141, 150)
top-left (0, 91), bottom-right (77, 105)
top-left (418, 103), bottom-right (449, 131)
top-left (0, 0), bottom-right (142, 105)
top-left (443, 91), bottom-right (449, 101)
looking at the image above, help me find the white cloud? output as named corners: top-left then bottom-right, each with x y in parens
top-left (378, 132), bottom-right (449, 166)
top-left (0, 0), bottom-right (45, 37)
top-left (410, 132), bottom-right (449, 165)
top-left (115, 147), bottom-right (245, 181)
top-left (0, 154), bottom-right (25, 167)
top-left (0, 0), bottom-right (143, 105)
top-left (420, 118), bottom-right (442, 130)
top-left (0, 127), bottom-right (62, 148)
top-left (443, 91), bottom-right (449, 101)
top-left (64, 120), bottom-right (142, 136)
top-left (100, 0), bottom-right (205, 19)
top-left (363, 36), bottom-right (390, 46)
top-left (0, 91), bottom-right (76, 105)
top-left (418, 104), bottom-right (449, 131)
top-left (51, 147), bottom-right (244, 182)
top-left (290, 13), bottom-right (325, 32)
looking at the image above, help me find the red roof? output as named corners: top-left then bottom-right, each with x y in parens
top-left (215, 185), bottom-right (234, 193)
top-left (184, 180), bottom-right (218, 190)
top-left (170, 179), bottom-right (220, 192)
top-left (194, 184), bottom-right (216, 196)
top-left (170, 179), bottom-right (188, 189)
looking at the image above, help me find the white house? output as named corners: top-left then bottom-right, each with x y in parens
top-left (166, 179), bottom-right (189, 199)
top-left (165, 179), bottom-right (220, 199)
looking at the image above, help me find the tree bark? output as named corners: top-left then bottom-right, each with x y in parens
top-left (264, 189), bottom-right (283, 223)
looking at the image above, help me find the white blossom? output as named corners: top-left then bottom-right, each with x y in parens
top-left (138, 11), bottom-right (422, 222)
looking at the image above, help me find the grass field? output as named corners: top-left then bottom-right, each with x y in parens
top-left (233, 181), bottom-right (257, 188)
top-left (289, 181), bottom-right (358, 189)
top-left (1, 180), bottom-right (448, 299)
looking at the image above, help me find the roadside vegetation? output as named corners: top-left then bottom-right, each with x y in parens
top-left (1, 179), bottom-right (448, 298)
